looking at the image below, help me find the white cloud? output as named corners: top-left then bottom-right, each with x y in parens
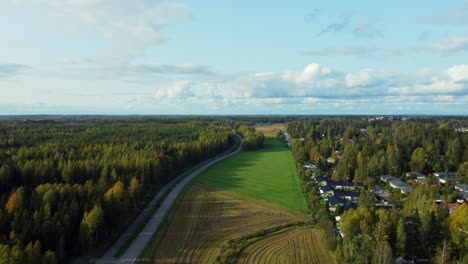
top-left (282, 63), bottom-right (331, 83)
top-left (399, 81), bottom-right (464, 95)
top-left (345, 68), bottom-right (383, 88)
top-left (446, 64), bottom-right (468, 82)
top-left (8, 0), bottom-right (191, 56)
top-left (154, 80), bottom-right (194, 99)
top-left (432, 36), bottom-right (468, 54)
top-left (396, 64), bottom-right (468, 95)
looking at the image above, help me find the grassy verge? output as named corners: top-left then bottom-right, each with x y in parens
top-left (137, 180), bottom-right (192, 263)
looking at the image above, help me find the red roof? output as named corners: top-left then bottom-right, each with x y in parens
top-left (448, 203), bottom-right (459, 212)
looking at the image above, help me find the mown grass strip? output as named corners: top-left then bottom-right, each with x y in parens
top-left (197, 137), bottom-right (307, 211)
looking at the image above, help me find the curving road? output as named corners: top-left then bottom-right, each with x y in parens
top-left (97, 135), bottom-right (241, 264)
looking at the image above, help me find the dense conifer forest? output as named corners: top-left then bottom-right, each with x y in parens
top-left (0, 119), bottom-right (235, 263)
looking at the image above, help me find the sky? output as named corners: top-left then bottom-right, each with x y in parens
top-left (1, 0), bottom-right (468, 115)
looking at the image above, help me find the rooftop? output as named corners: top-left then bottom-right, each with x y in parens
top-left (328, 195), bottom-right (345, 207)
top-left (455, 183), bottom-right (468, 191)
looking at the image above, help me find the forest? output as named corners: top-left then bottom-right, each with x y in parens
top-left (286, 117), bottom-right (468, 263)
top-left (0, 119), bottom-right (235, 263)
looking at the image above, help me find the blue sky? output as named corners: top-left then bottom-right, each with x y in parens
top-left (1, 0), bottom-right (468, 115)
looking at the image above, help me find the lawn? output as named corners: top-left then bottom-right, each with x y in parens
top-left (197, 137), bottom-right (307, 212)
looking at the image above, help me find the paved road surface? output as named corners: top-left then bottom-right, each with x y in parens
top-left (97, 135), bottom-right (241, 264)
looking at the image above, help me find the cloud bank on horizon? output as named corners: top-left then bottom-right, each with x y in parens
top-left (0, 0), bottom-right (467, 115)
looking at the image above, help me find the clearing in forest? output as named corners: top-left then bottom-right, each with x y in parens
top-left (237, 227), bottom-right (334, 264)
top-left (254, 123), bottom-right (286, 137)
top-left (197, 137), bottom-right (307, 211)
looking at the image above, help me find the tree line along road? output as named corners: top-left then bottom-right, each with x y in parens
top-left (97, 134), bottom-right (241, 264)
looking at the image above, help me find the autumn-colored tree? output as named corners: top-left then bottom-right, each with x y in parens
top-left (104, 181), bottom-right (126, 201)
top-left (81, 204), bottom-right (104, 246)
top-left (128, 177), bottom-right (141, 209)
top-left (5, 192), bottom-right (23, 214)
top-left (40, 251), bottom-right (58, 264)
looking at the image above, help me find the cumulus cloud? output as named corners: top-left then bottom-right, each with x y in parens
top-left (346, 69), bottom-right (377, 88)
top-left (154, 80), bottom-right (194, 99)
top-left (447, 64), bottom-right (468, 82)
top-left (282, 63), bottom-right (331, 83)
top-left (397, 64), bottom-right (468, 95)
top-left (150, 63), bottom-right (468, 113)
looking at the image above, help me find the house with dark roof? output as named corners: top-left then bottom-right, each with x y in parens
top-left (335, 190), bottom-right (360, 201)
top-left (439, 177), bottom-right (460, 185)
top-left (455, 183), bottom-right (468, 193)
top-left (434, 172), bottom-right (456, 178)
top-left (314, 176), bottom-right (329, 186)
top-left (319, 185), bottom-right (334, 197)
top-left (329, 181), bottom-right (363, 191)
top-left (327, 195), bottom-right (345, 212)
top-left (406, 172), bottom-right (428, 184)
top-left (374, 186), bottom-right (390, 203)
top-left (460, 192), bottom-right (468, 202)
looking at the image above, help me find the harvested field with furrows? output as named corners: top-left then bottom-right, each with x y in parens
top-left (151, 184), bottom-right (307, 264)
top-left (237, 227), bottom-right (335, 264)
top-left (254, 123), bottom-right (286, 137)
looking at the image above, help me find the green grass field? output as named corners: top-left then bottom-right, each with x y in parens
top-left (197, 137), bottom-right (307, 212)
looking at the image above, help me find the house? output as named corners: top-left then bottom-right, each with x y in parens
top-left (303, 162), bottom-right (317, 171)
top-left (434, 172), bottom-right (456, 178)
top-left (439, 177), bottom-right (460, 185)
top-left (328, 195), bottom-right (344, 212)
top-left (314, 176), bottom-right (329, 186)
top-left (390, 181), bottom-right (413, 194)
top-left (406, 171), bottom-right (426, 178)
top-left (448, 203), bottom-right (459, 214)
top-left (460, 192), bottom-right (468, 202)
top-left (335, 190), bottom-right (360, 201)
top-left (381, 175), bottom-right (399, 182)
top-left (374, 186), bottom-right (390, 203)
top-left (329, 181), bottom-right (363, 191)
top-left (381, 175), bottom-right (413, 194)
top-left (455, 183), bottom-right (468, 193)
top-left (406, 172), bottom-right (428, 184)
top-left (319, 185), bottom-right (334, 197)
